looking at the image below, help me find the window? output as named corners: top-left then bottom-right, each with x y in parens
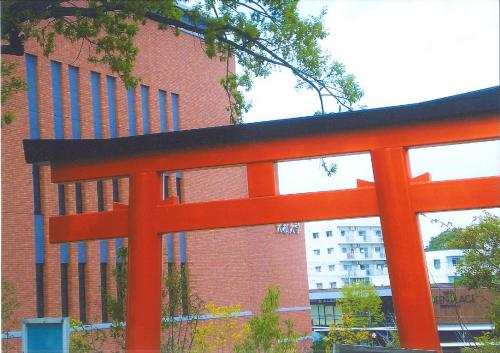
top-left (313, 249), bottom-right (320, 255)
top-left (340, 230), bottom-right (346, 236)
top-left (329, 265), bottom-right (335, 271)
top-left (330, 282), bottom-right (337, 289)
top-left (359, 264), bottom-right (367, 270)
top-left (312, 232), bottom-right (319, 239)
top-left (360, 248), bottom-right (366, 253)
top-left (358, 230), bottom-right (366, 237)
top-left (448, 256), bottom-right (461, 267)
top-left (326, 230), bottom-right (333, 237)
top-left (327, 248), bottom-right (334, 255)
top-left (375, 230), bottom-right (382, 237)
top-left (343, 264), bottom-right (352, 271)
top-left (316, 283), bottom-right (323, 289)
top-left (375, 247), bottom-right (381, 252)
top-left (434, 259), bottom-right (441, 269)
top-left (342, 248), bottom-right (347, 253)
top-left (376, 263), bottom-right (384, 270)
top-left (315, 266), bottom-right (321, 272)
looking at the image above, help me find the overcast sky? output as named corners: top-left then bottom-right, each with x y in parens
top-left (241, 0), bottom-right (500, 245)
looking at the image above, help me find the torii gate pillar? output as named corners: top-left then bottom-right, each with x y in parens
top-left (126, 172), bottom-right (163, 350)
top-left (372, 147), bottom-right (440, 348)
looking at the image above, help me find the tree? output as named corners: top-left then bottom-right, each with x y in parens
top-left (1, 0), bottom-right (363, 125)
top-left (325, 282), bottom-right (384, 347)
top-left (448, 213), bottom-right (500, 351)
top-left (233, 286), bottom-right (301, 353)
top-left (424, 227), bottom-right (465, 251)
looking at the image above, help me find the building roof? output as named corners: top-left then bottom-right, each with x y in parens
top-left (24, 86), bottom-right (500, 164)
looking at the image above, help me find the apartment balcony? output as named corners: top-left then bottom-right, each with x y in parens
top-left (341, 269), bottom-right (369, 278)
top-left (338, 236), bottom-right (384, 244)
top-left (340, 252), bottom-right (386, 261)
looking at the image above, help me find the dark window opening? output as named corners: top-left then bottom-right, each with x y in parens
top-left (181, 263), bottom-right (189, 315)
top-left (32, 165), bottom-right (42, 214)
top-left (58, 184), bottom-right (66, 215)
top-left (97, 180), bottom-right (104, 212)
top-left (75, 183), bottom-right (83, 214)
top-left (112, 179), bottom-right (120, 202)
top-left (100, 263), bottom-right (108, 322)
top-left (78, 263), bottom-right (87, 323)
top-left (36, 263), bottom-right (44, 317)
top-left (176, 176), bottom-right (182, 203)
top-left (61, 263), bottom-right (69, 316)
top-left (163, 173), bottom-right (169, 200)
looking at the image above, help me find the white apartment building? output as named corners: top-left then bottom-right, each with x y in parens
top-left (305, 220), bottom-right (464, 289)
top-left (425, 249), bottom-right (465, 285)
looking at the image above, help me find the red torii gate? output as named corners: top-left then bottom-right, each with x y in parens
top-left (24, 87), bottom-right (500, 353)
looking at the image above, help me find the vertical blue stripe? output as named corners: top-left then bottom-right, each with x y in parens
top-left (91, 72), bottom-right (102, 139)
top-left (50, 61), bottom-right (64, 139)
top-left (171, 93), bottom-right (179, 131)
top-left (115, 239), bottom-right (124, 263)
top-left (68, 66), bottom-right (81, 139)
top-left (127, 88), bottom-right (137, 136)
top-left (167, 234), bottom-right (174, 263)
top-left (25, 55), bottom-right (40, 139)
top-left (179, 232), bottom-right (186, 264)
top-left (141, 85), bottom-right (150, 134)
top-left (100, 241), bottom-right (108, 264)
top-left (78, 242), bottom-right (86, 263)
top-left (106, 76), bottom-right (117, 138)
top-left (34, 215), bottom-right (45, 264)
top-left (60, 244), bottom-right (69, 264)
top-left (158, 90), bottom-right (167, 133)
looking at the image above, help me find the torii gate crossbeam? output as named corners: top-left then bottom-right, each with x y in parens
top-left (24, 87), bottom-right (500, 353)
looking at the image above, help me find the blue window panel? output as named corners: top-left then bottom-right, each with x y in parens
top-left (25, 55), bottom-right (40, 139)
top-left (141, 85), bottom-right (150, 134)
top-left (179, 232), bottom-right (186, 264)
top-left (100, 240), bottom-right (108, 264)
top-left (60, 244), bottom-right (69, 264)
top-left (34, 214), bottom-right (45, 264)
top-left (78, 242), bottom-right (86, 264)
top-left (115, 239), bottom-right (124, 263)
top-left (171, 93), bottom-right (179, 131)
top-left (68, 66), bottom-right (81, 139)
top-left (106, 76), bottom-right (118, 138)
top-left (50, 61), bottom-right (64, 139)
top-left (127, 87), bottom-right (137, 136)
top-left (91, 72), bottom-right (102, 139)
top-left (158, 90), bottom-right (167, 133)
top-left (166, 234), bottom-right (174, 263)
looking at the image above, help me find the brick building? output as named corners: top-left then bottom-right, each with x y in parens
top-left (1, 18), bottom-right (311, 347)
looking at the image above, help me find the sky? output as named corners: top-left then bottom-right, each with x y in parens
top-left (241, 0), bottom-right (500, 245)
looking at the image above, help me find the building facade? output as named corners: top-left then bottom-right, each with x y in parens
top-left (305, 220), bottom-right (389, 289)
top-left (305, 221), bottom-right (464, 289)
top-left (1, 18), bottom-right (311, 347)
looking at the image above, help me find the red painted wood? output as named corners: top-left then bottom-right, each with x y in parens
top-left (125, 172), bottom-right (163, 352)
top-left (246, 161), bottom-right (279, 197)
top-left (51, 115), bottom-right (499, 183)
top-left (371, 147), bottom-right (441, 351)
top-left (410, 176), bottom-right (500, 212)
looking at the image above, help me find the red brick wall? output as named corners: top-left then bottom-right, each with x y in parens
top-left (1, 18), bottom-right (311, 343)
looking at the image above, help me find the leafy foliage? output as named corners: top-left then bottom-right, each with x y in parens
top-left (448, 213), bottom-right (500, 341)
top-left (192, 303), bottom-right (249, 353)
top-left (234, 287), bottom-right (301, 353)
top-left (1, 61), bottom-right (27, 126)
top-left (2, 0), bottom-right (363, 124)
top-left (325, 282), bottom-right (383, 346)
top-left (1, 280), bottom-right (19, 326)
top-left (70, 318), bottom-right (107, 353)
top-left (424, 227), bottom-right (465, 251)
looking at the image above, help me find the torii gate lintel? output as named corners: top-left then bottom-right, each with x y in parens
top-left (24, 87), bottom-right (500, 353)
